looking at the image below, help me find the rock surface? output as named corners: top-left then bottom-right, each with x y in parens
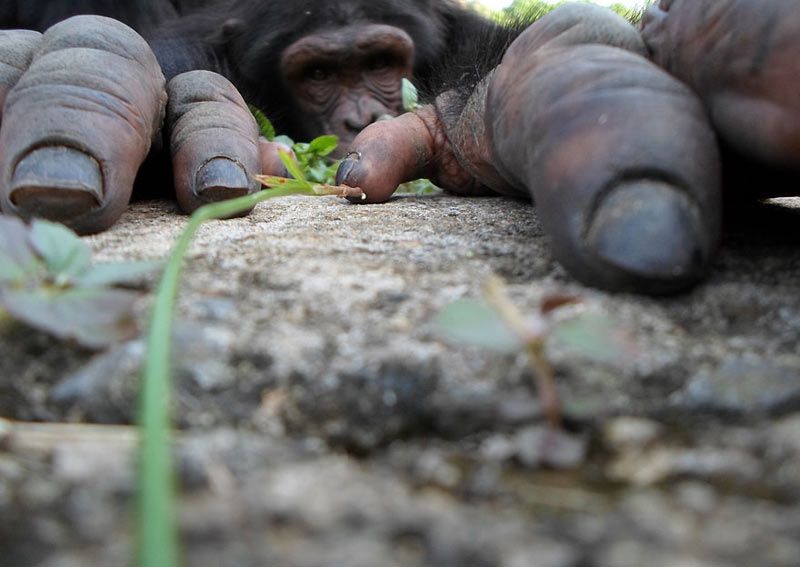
top-left (2, 194), bottom-right (800, 566)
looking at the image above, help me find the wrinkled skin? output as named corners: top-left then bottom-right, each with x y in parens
top-left (641, 0), bottom-right (800, 172)
top-left (338, 0), bottom-right (800, 293)
top-left (3, 1), bottom-right (797, 295)
top-left (338, 3), bottom-right (723, 294)
top-left (0, 16), bottom-right (269, 234)
top-left (280, 23), bottom-right (414, 152)
top-left (0, 0), bottom-right (492, 234)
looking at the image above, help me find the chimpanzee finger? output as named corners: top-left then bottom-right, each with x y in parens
top-left (167, 70), bottom-right (260, 215)
top-left (336, 112), bottom-right (435, 203)
top-left (0, 30), bottom-right (42, 120)
top-left (0, 16), bottom-right (166, 234)
top-left (258, 137), bottom-right (293, 177)
top-left (336, 107), bottom-right (487, 203)
top-left (641, 0), bottom-right (800, 171)
top-left (489, 43), bottom-right (721, 294)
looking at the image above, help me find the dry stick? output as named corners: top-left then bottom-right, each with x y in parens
top-left (483, 276), bottom-right (562, 428)
top-left (254, 174), bottom-right (366, 199)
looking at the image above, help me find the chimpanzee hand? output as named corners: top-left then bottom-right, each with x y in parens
top-left (641, 0), bottom-right (800, 172)
top-left (337, 3), bottom-right (722, 294)
top-left (0, 16), bottom-right (280, 234)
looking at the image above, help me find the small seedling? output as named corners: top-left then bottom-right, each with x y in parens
top-left (402, 77), bottom-right (421, 112)
top-left (248, 103), bottom-right (276, 141)
top-left (255, 148), bottom-right (365, 199)
top-left (250, 106), bottom-right (342, 185)
top-left (436, 276), bottom-right (636, 427)
top-left (251, 99), bottom-right (440, 196)
top-left (0, 216), bottom-right (159, 347)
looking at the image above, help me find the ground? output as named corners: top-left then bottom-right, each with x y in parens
top-left (1, 192), bottom-right (800, 567)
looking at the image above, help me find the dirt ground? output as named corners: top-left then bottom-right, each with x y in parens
top-left (2, 193), bottom-right (800, 567)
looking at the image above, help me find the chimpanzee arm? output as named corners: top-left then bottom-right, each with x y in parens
top-left (337, 3), bottom-right (721, 293)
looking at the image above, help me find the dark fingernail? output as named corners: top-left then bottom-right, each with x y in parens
top-left (335, 151), bottom-right (361, 186)
top-left (587, 180), bottom-right (708, 289)
top-left (195, 157), bottom-right (250, 202)
top-left (9, 146), bottom-right (102, 221)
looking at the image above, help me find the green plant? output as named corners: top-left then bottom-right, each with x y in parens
top-left (0, 216), bottom-right (159, 347)
top-left (250, 106), bottom-right (341, 184)
top-left (396, 79), bottom-right (441, 196)
top-left (251, 91), bottom-right (442, 195)
top-left (248, 103), bottom-right (276, 141)
top-left (497, 0), bottom-right (645, 25)
top-left (436, 276), bottom-right (636, 427)
top-left (401, 78), bottom-right (421, 112)
top-left (256, 148), bottom-right (365, 198)
top-left (137, 178), bottom-right (364, 567)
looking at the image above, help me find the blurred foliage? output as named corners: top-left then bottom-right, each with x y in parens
top-left (484, 0), bottom-right (645, 25)
top-left (0, 216), bottom-right (159, 347)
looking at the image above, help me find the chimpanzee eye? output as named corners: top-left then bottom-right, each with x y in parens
top-left (367, 54), bottom-right (392, 71)
top-left (307, 66), bottom-right (331, 81)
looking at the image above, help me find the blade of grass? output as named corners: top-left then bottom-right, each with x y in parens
top-left (278, 149), bottom-right (308, 182)
top-left (137, 185), bottom-right (312, 567)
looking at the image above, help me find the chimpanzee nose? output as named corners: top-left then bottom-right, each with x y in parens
top-left (344, 110), bottom-right (385, 132)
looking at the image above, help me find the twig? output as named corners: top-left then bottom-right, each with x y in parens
top-left (483, 276), bottom-right (562, 428)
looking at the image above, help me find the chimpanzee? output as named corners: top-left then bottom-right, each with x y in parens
top-left (335, 0), bottom-right (800, 293)
top-left (0, 0), bottom-right (507, 232)
top-left (1, 1), bottom-right (798, 295)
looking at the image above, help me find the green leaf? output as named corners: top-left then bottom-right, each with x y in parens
top-left (308, 135), bottom-right (339, 157)
top-left (396, 178), bottom-right (441, 196)
top-left (0, 287), bottom-right (138, 348)
top-left (279, 149), bottom-right (309, 182)
top-left (76, 260), bottom-right (162, 287)
top-left (256, 175), bottom-right (314, 192)
top-left (436, 298), bottom-right (522, 353)
top-left (29, 219), bottom-right (91, 283)
top-left (307, 162), bottom-right (331, 184)
top-left (274, 135), bottom-right (295, 148)
top-left (549, 313), bottom-right (636, 364)
top-left (402, 78), bottom-right (420, 112)
top-left (0, 216), bottom-right (44, 286)
top-left (248, 104), bottom-right (276, 140)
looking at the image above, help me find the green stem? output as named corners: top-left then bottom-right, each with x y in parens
top-left (136, 186), bottom-right (310, 567)
top-left (483, 276), bottom-right (562, 429)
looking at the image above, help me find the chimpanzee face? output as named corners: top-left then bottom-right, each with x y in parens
top-left (281, 23), bottom-right (414, 152)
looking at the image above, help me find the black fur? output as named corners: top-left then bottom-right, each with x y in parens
top-left (0, 0), bottom-right (207, 33)
top-left (1, 0), bottom-right (537, 143)
top-left (152, 0), bottom-right (527, 140)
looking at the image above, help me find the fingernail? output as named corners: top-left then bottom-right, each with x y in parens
top-left (335, 151), bottom-right (361, 186)
top-left (586, 180), bottom-right (708, 289)
top-left (9, 146), bottom-right (102, 221)
top-left (194, 157), bottom-right (250, 202)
